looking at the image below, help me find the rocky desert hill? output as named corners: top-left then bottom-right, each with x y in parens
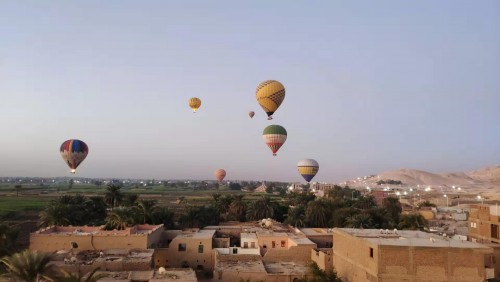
top-left (346, 165), bottom-right (500, 189)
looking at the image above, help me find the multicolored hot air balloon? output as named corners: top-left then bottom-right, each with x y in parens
top-left (60, 139), bottom-right (88, 174)
top-left (188, 97), bottom-right (201, 113)
top-left (249, 111), bottom-right (255, 118)
top-left (262, 125), bottom-right (287, 156)
top-left (256, 80), bottom-right (285, 120)
top-left (214, 169), bottom-right (226, 182)
top-left (297, 159), bottom-right (319, 183)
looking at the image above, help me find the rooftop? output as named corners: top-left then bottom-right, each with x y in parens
top-left (176, 229), bottom-right (215, 239)
top-left (241, 232), bottom-right (257, 239)
top-left (215, 259), bottom-right (267, 273)
top-left (300, 228), bottom-right (333, 236)
top-left (95, 269), bottom-right (198, 282)
top-left (33, 225), bottom-right (163, 236)
top-left (263, 261), bottom-right (309, 275)
top-left (335, 228), bottom-right (492, 250)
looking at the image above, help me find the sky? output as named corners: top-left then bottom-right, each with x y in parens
top-left (0, 1), bottom-right (499, 182)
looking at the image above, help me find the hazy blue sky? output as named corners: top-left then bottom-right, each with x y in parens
top-left (1, 1), bottom-right (499, 182)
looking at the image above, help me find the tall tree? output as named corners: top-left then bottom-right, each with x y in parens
top-left (247, 196), bottom-right (274, 220)
top-left (0, 224), bottom-right (19, 257)
top-left (305, 200), bottom-right (330, 227)
top-left (135, 199), bottom-right (157, 224)
top-left (398, 213), bottom-right (428, 230)
top-left (105, 183), bottom-right (123, 208)
top-left (105, 207), bottom-right (136, 230)
top-left (285, 205), bottom-right (306, 228)
top-left (0, 250), bottom-right (56, 282)
top-left (228, 195), bottom-right (247, 222)
top-left (151, 207), bottom-right (175, 229)
top-left (383, 197), bottom-right (402, 228)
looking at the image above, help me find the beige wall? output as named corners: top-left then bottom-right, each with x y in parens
top-left (333, 229), bottom-right (492, 282)
top-left (333, 230), bottom-right (379, 282)
top-left (30, 226), bottom-right (163, 253)
top-left (263, 244), bottom-right (315, 263)
top-left (154, 235), bottom-right (214, 271)
top-left (311, 248), bottom-right (332, 271)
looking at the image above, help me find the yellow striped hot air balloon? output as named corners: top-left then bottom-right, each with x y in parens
top-left (256, 80), bottom-right (285, 120)
top-left (188, 97), bottom-right (201, 113)
top-left (297, 159), bottom-right (319, 183)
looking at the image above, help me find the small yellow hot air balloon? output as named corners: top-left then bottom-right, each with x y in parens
top-left (256, 80), bottom-right (285, 120)
top-left (189, 97), bottom-right (201, 113)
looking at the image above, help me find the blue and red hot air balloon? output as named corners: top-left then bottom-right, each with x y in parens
top-left (60, 139), bottom-right (89, 174)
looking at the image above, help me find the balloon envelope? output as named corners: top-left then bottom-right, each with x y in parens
top-left (60, 139), bottom-right (88, 174)
top-left (214, 169), bottom-right (226, 182)
top-left (297, 159), bottom-right (319, 182)
top-left (189, 97), bottom-right (202, 113)
top-left (256, 80), bottom-right (285, 120)
top-left (249, 111), bottom-right (255, 118)
top-left (262, 125), bottom-right (287, 156)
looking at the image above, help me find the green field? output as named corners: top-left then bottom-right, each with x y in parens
top-left (0, 183), bottom-right (281, 220)
top-left (0, 196), bottom-right (52, 218)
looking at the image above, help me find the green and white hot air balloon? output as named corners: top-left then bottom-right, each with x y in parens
top-left (262, 125), bottom-right (287, 156)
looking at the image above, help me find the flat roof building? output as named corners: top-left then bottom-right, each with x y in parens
top-left (30, 225), bottom-right (164, 252)
top-left (333, 228), bottom-right (493, 282)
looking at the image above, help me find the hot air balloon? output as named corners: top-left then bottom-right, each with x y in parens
top-left (249, 111), bottom-right (255, 118)
top-left (60, 139), bottom-right (88, 174)
top-left (256, 80), bottom-right (285, 120)
top-left (262, 125), bottom-right (287, 156)
top-left (188, 97), bottom-right (201, 113)
top-left (214, 169), bottom-right (226, 182)
top-left (297, 159), bottom-right (319, 183)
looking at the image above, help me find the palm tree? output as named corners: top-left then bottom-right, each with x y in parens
top-left (53, 267), bottom-right (107, 282)
top-left (285, 205), bottom-right (306, 228)
top-left (105, 207), bottom-right (135, 230)
top-left (228, 195), bottom-right (247, 221)
top-left (247, 196), bottom-right (274, 220)
top-left (105, 183), bottom-right (123, 208)
top-left (305, 200), bottom-right (330, 227)
top-left (345, 213), bottom-right (374, 229)
top-left (0, 249), bottom-right (56, 282)
top-left (398, 213), bottom-right (428, 230)
top-left (213, 195), bottom-right (233, 221)
top-left (39, 203), bottom-right (71, 228)
top-left (151, 207), bottom-right (175, 229)
top-left (135, 199), bottom-right (157, 224)
top-left (0, 224), bottom-right (19, 257)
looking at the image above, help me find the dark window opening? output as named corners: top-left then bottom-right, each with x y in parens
top-left (370, 247), bottom-right (374, 258)
top-left (272, 241), bottom-right (276, 248)
top-left (198, 245), bottom-right (204, 253)
top-left (178, 243), bottom-right (186, 252)
top-left (281, 240), bottom-right (286, 247)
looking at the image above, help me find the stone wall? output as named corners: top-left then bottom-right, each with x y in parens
top-left (262, 245), bottom-right (314, 263)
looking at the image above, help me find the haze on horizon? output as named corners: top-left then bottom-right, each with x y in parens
top-left (0, 1), bottom-right (499, 182)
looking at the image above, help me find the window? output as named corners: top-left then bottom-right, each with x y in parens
top-left (281, 240), bottom-right (286, 247)
top-left (244, 242), bottom-right (248, 248)
top-left (369, 247), bottom-right (374, 258)
top-left (198, 245), bottom-right (204, 253)
top-left (251, 242), bottom-right (256, 248)
top-left (272, 241), bottom-right (276, 248)
top-left (178, 243), bottom-right (186, 252)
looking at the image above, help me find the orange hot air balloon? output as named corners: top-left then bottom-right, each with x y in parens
top-left (214, 169), bottom-right (226, 182)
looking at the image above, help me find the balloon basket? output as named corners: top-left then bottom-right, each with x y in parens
top-left (273, 153), bottom-right (277, 156)
top-left (268, 117), bottom-right (273, 120)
